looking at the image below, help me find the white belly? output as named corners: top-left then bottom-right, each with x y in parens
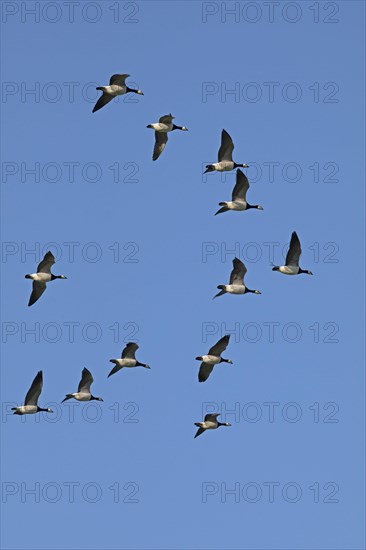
top-left (213, 161), bottom-right (234, 172)
top-left (17, 405), bottom-right (37, 415)
top-left (105, 85), bottom-right (126, 96)
top-left (117, 358), bottom-right (137, 368)
top-left (226, 284), bottom-right (245, 294)
top-left (151, 123), bottom-right (172, 132)
top-left (202, 355), bottom-right (221, 365)
top-left (279, 266), bottom-right (299, 275)
top-left (227, 201), bottom-right (246, 211)
top-left (31, 273), bottom-right (52, 282)
top-left (74, 393), bottom-right (91, 401)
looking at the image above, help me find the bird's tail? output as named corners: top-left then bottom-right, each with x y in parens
top-left (96, 87), bottom-right (104, 91)
top-left (204, 165), bottom-right (214, 174)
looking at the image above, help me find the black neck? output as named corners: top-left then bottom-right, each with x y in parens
top-left (220, 358), bottom-right (230, 363)
top-left (136, 361), bottom-right (146, 367)
top-left (172, 124), bottom-right (183, 130)
top-left (37, 407), bottom-right (48, 412)
top-left (126, 86), bottom-right (138, 94)
top-left (244, 287), bottom-right (256, 294)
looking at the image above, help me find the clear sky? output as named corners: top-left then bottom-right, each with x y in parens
top-left (1, 1), bottom-right (365, 549)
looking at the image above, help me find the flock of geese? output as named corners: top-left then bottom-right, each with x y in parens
top-left (14, 73), bottom-right (314, 439)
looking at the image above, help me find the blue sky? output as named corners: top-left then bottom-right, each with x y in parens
top-left (1, 1), bottom-right (365, 549)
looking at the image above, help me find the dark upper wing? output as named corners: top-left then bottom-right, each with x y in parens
top-left (78, 368), bottom-right (93, 393)
top-left (24, 371), bottom-right (43, 406)
top-left (285, 232), bottom-right (302, 266)
top-left (208, 335), bottom-right (230, 356)
top-left (218, 129), bottom-right (234, 162)
top-left (109, 74), bottom-right (130, 86)
top-left (37, 251), bottom-right (55, 273)
top-left (122, 342), bottom-right (139, 359)
top-left (229, 257), bottom-right (246, 285)
top-left (92, 93), bottom-right (114, 113)
top-left (28, 282), bottom-right (46, 307)
top-left (153, 132), bottom-right (168, 161)
top-left (159, 114), bottom-right (174, 124)
top-left (198, 362), bottom-right (214, 383)
top-left (204, 413), bottom-right (220, 422)
top-left (232, 169), bottom-right (249, 201)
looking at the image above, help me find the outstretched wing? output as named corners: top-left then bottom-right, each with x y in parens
top-left (109, 74), bottom-right (130, 86)
top-left (122, 342), bottom-right (139, 359)
top-left (153, 132), bottom-right (168, 161)
top-left (204, 413), bottom-right (220, 422)
top-left (215, 206), bottom-right (229, 216)
top-left (285, 232), bottom-right (302, 266)
top-left (229, 258), bottom-right (246, 285)
top-left (159, 114), bottom-right (174, 124)
top-left (92, 93), bottom-right (114, 113)
top-left (37, 251), bottom-right (55, 274)
top-left (194, 426), bottom-right (206, 438)
top-left (198, 362), bottom-right (214, 383)
top-left (208, 335), bottom-right (230, 356)
top-left (232, 169), bottom-right (249, 201)
top-left (78, 368), bottom-right (93, 393)
top-left (218, 129), bottom-right (234, 162)
top-left (28, 282), bottom-right (46, 307)
top-left (24, 371), bottom-right (43, 406)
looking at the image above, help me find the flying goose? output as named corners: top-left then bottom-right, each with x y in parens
top-left (25, 251), bottom-right (67, 307)
top-left (194, 413), bottom-right (231, 438)
top-left (204, 129), bottom-right (249, 173)
top-left (196, 335), bottom-right (232, 382)
top-left (147, 114), bottom-right (188, 161)
top-left (12, 371), bottom-right (53, 415)
top-left (92, 74), bottom-right (144, 113)
top-left (108, 342), bottom-right (150, 378)
top-left (215, 169), bottom-right (263, 215)
top-left (214, 257), bottom-right (261, 298)
top-left (62, 368), bottom-right (103, 403)
top-left (272, 232), bottom-right (313, 275)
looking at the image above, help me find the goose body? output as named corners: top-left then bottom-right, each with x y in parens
top-left (204, 129), bottom-right (249, 174)
top-left (272, 232), bottom-right (313, 276)
top-left (214, 257), bottom-right (261, 299)
top-left (147, 114), bottom-right (188, 161)
top-left (62, 368), bottom-right (103, 403)
top-left (108, 342), bottom-right (150, 377)
top-left (92, 74), bottom-right (143, 113)
top-left (12, 371), bottom-right (53, 415)
top-left (25, 251), bottom-right (67, 307)
top-left (196, 335), bottom-right (232, 382)
top-left (194, 413), bottom-right (231, 438)
top-left (215, 169), bottom-right (263, 215)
